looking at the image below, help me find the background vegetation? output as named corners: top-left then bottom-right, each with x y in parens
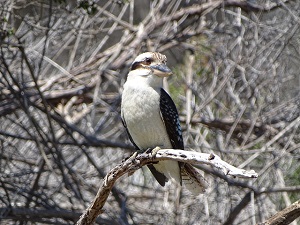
top-left (0, 0), bottom-right (299, 224)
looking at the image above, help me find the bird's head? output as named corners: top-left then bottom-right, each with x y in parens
top-left (129, 52), bottom-right (172, 78)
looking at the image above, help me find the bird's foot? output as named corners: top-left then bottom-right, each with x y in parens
top-left (129, 151), bottom-right (138, 160)
top-left (127, 151), bottom-right (138, 162)
top-left (122, 151), bottom-right (138, 163)
top-left (126, 152), bottom-right (139, 176)
top-left (150, 146), bottom-right (161, 159)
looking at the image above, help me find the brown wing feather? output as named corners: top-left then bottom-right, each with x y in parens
top-left (181, 163), bottom-right (208, 195)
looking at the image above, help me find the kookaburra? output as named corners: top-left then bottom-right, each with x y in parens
top-left (121, 52), bottom-right (207, 195)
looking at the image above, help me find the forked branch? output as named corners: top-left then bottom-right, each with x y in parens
top-left (76, 148), bottom-right (258, 225)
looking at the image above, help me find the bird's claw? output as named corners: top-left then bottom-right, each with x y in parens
top-left (145, 148), bottom-right (152, 154)
top-left (127, 152), bottom-right (139, 176)
top-left (129, 152), bottom-right (138, 161)
top-left (122, 151), bottom-right (138, 163)
top-left (150, 146), bottom-right (161, 159)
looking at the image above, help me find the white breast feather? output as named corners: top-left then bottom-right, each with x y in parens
top-left (121, 80), bottom-right (181, 184)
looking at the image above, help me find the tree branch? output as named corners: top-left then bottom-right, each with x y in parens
top-left (0, 207), bottom-right (116, 224)
top-left (76, 149), bottom-right (258, 225)
top-left (257, 199), bottom-right (300, 225)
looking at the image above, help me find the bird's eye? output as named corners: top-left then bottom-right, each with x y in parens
top-left (144, 57), bottom-right (152, 64)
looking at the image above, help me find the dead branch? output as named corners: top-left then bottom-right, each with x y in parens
top-left (257, 199), bottom-right (300, 225)
top-left (76, 149), bottom-right (258, 225)
top-left (0, 207), bottom-right (115, 224)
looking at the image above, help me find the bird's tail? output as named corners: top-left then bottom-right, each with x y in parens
top-left (181, 164), bottom-right (208, 195)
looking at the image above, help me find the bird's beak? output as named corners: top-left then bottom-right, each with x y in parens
top-left (150, 64), bottom-right (172, 77)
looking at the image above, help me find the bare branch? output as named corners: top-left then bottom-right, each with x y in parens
top-left (0, 207), bottom-right (115, 224)
top-left (257, 200), bottom-right (300, 225)
top-left (76, 149), bottom-right (258, 224)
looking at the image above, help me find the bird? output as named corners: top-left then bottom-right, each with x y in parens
top-left (121, 52), bottom-right (207, 195)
